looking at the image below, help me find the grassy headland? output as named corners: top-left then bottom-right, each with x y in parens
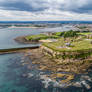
top-left (22, 30), bottom-right (92, 60)
top-left (25, 34), bottom-right (59, 41)
top-left (16, 30), bottom-right (92, 85)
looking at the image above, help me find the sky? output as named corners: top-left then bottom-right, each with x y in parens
top-left (0, 0), bottom-right (92, 21)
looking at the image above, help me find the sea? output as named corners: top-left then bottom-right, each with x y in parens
top-left (0, 21), bottom-right (92, 92)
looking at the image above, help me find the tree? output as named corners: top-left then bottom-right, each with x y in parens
top-left (60, 30), bottom-right (78, 38)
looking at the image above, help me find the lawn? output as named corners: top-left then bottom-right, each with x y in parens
top-left (78, 32), bottom-right (92, 36)
top-left (25, 31), bottom-right (92, 52)
top-left (26, 34), bottom-right (47, 41)
top-left (25, 34), bottom-right (59, 41)
top-left (43, 38), bottom-right (92, 52)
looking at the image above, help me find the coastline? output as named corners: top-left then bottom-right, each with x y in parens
top-left (1, 22), bottom-right (92, 91)
top-left (14, 36), bottom-right (40, 44)
top-left (12, 30), bottom-right (92, 89)
top-left (20, 47), bottom-right (92, 89)
top-left (14, 32), bottom-right (92, 74)
top-left (9, 26), bottom-right (46, 29)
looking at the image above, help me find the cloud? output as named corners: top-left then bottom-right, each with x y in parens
top-left (0, 0), bottom-right (92, 20)
top-left (0, 0), bottom-right (48, 12)
top-left (0, 0), bottom-right (92, 13)
top-left (0, 9), bottom-right (91, 21)
top-left (59, 0), bottom-right (92, 14)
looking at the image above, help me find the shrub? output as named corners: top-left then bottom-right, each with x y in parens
top-left (60, 30), bottom-right (78, 38)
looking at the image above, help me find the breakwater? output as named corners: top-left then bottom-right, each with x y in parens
top-left (0, 46), bottom-right (40, 54)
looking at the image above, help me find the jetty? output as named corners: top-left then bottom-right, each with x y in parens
top-left (0, 46), bottom-right (40, 54)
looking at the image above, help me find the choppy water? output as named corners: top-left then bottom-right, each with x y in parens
top-left (0, 27), bottom-right (92, 92)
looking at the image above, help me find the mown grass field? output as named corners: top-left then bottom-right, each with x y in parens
top-left (25, 31), bottom-right (92, 52)
top-left (78, 32), bottom-right (92, 35)
top-left (43, 38), bottom-right (92, 52)
top-left (25, 34), bottom-right (59, 41)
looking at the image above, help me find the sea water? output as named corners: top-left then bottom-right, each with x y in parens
top-left (0, 26), bottom-right (92, 92)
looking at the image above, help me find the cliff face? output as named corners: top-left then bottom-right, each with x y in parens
top-left (41, 46), bottom-right (92, 60)
top-left (26, 47), bottom-right (92, 88)
top-left (40, 46), bottom-right (92, 73)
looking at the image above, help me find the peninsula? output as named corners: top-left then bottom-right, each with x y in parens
top-left (15, 29), bottom-right (92, 88)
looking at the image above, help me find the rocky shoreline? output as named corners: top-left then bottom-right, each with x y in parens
top-left (21, 48), bottom-right (92, 89)
top-left (14, 36), bottom-right (40, 44)
top-left (27, 47), bottom-right (92, 73)
top-left (13, 31), bottom-right (92, 89)
top-left (14, 34), bottom-right (92, 74)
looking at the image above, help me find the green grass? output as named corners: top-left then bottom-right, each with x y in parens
top-left (43, 38), bottom-right (92, 59)
top-left (54, 32), bottom-right (63, 36)
top-left (26, 34), bottom-right (47, 40)
top-left (43, 38), bottom-right (92, 52)
top-left (25, 34), bottom-right (59, 41)
top-left (25, 31), bottom-right (81, 42)
top-left (25, 31), bottom-right (92, 52)
top-left (78, 32), bottom-right (92, 36)
top-left (25, 31), bottom-right (92, 59)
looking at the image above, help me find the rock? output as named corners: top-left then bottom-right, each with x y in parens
top-left (81, 75), bottom-right (92, 82)
top-left (81, 81), bottom-right (91, 89)
top-left (21, 60), bottom-right (24, 63)
top-left (50, 73), bottom-right (65, 79)
top-left (53, 81), bottom-right (60, 87)
top-left (40, 75), bottom-right (52, 88)
top-left (39, 65), bottom-right (47, 70)
top-left (56, 73), bottom-right (65, 78)
top-left (65, 43), bottom-right (71, 47)
top-left (28, 73), bottom-right (34, 78)
top-left (22, 62), bottom-right (29, 66)
top-left (73, 82), bottom-right (82, 87)
top-left (57, 68), bottom-right (63, 72)
top-left (22, 74), bottom-right (27, 77)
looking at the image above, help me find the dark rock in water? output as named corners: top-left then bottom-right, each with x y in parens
top-left (12, 89), bottom-right (16, 92)
top-left (14, 36), bottom-right (27, 43)
top-left (73, 82), bottom-right (82, 87)
top-left (81, 81), bottom-right (91, 89)
top-left (22, 74), bottom-right (27, 77)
